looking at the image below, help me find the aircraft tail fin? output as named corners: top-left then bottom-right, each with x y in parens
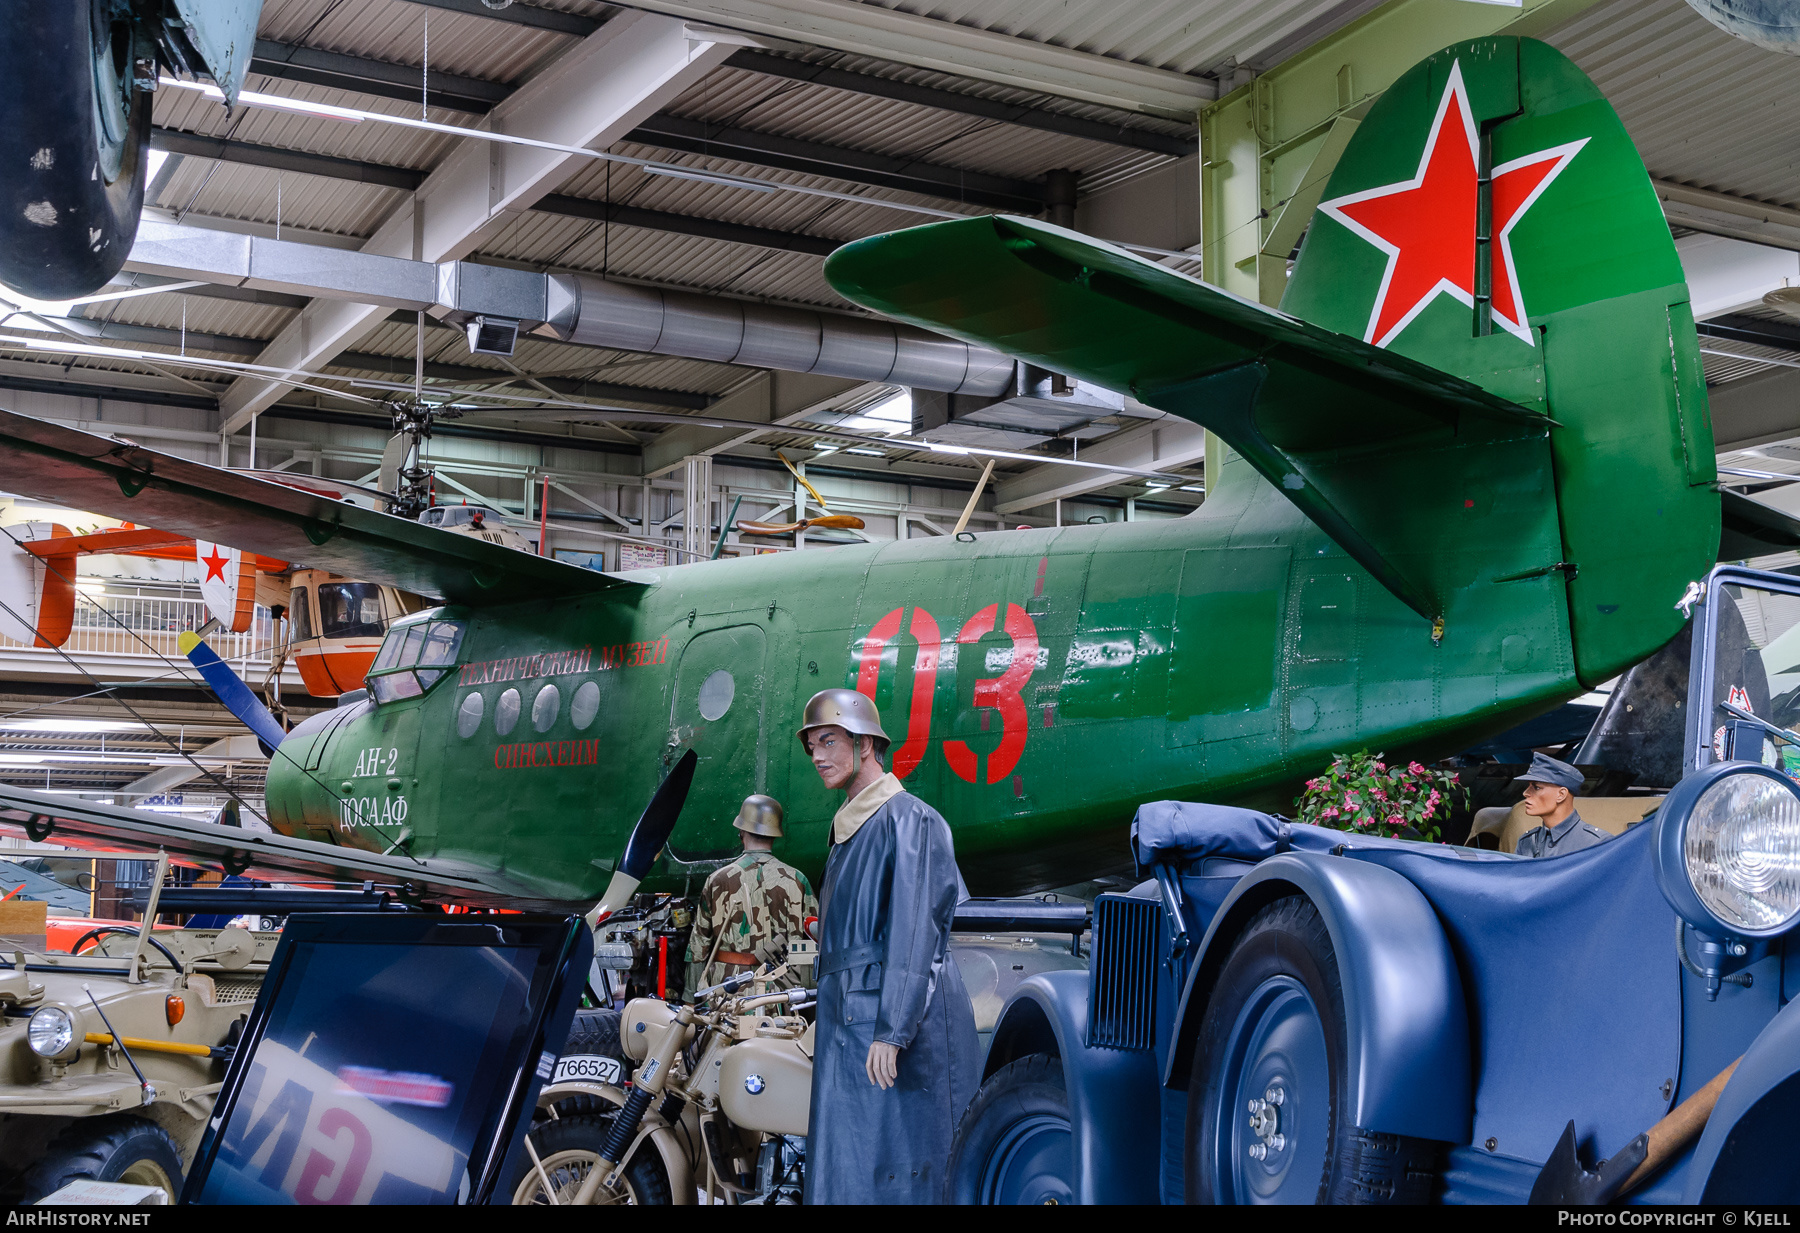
top-left (0, 522), bottom-right (75, 648)
top-left (826, 37), bottom-right (1719, 685)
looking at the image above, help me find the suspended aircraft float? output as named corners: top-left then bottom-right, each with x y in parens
top-left (0, 37), bottom-right (1795, 909)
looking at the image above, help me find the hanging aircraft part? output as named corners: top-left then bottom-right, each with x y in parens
top-left (0, 1), bottom-right (263, 299)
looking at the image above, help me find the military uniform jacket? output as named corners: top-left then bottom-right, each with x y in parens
top-left (684, 851), bottom-right (817, 995)
top-left (1516, 808), bottom-right (1613, 858)
top-left (806, 781), bottom-right (979, 1205)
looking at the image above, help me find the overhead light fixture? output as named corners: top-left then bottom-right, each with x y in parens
top-left (845, 448), bottom-right (885, 457)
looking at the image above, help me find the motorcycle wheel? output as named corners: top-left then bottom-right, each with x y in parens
top-left (944, 1054), bottom-right (1074, 1205)
top-left (510, 1113), bottom-right (673, 1205)
top-left (0, 0), bottom-right (149, 298)
top-left (1186, 896), bottom-right (1438, 1204)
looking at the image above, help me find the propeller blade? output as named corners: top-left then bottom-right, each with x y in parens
top-left (736, 519), bottom-right (805, 536)
top-left (587, 749), bottom-right (697, 923)
top-left (736, 514), bottom-right (867, 536)
top-left (802, 514), bottom-right (866, 531)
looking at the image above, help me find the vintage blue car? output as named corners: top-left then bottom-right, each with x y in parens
top-left (949, 562), bottom-right (1800, 1205)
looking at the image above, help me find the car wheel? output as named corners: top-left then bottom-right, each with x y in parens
top-left (20, 1115), bottom-right (184, 1202)
top-left (510, 1113), bottom-right (672, 1205)
top-left (0, 0), bottom-right (150, 299)
top-left (945, 1054), bottom-right (1074, 1205)
top-left (1186, 896), bottom-right (1438, 1204)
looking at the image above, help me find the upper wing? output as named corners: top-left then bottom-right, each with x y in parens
top-left (0, 785), bottom-right (564, 909)
top-left (0, 409), bottom-right (635, 606)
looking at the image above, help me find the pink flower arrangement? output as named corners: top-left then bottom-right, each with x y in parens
top-left (1294, 749), bottom-right (1466, 843)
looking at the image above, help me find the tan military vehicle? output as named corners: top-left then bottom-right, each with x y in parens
top-left (0, 854), bottom-right (278, 1203)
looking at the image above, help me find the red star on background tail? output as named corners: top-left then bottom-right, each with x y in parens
top-left (1318, 60), bottom-right (1585, 350)
top-left (200, 546), bottom-right (229, 582)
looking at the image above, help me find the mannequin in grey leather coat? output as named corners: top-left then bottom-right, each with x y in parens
top-left (797, 689), bottom-right (979, 1205)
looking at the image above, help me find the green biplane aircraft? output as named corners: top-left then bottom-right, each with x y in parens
top-left (0, 36), bottom-right (1789, 905)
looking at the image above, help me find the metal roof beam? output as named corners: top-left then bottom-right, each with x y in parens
top-left (151, 126), bottom-right (425, 191)
top-left (720, 49), bottom-right (1195, 157)
top-left (993, 415), bottom-right (1205, 514)
top-left (600, 0), bottom-right (1211, 119)
top-left (150, 127), bottom-right (836, 256)
top-left (389, 0), bottom-right (602, 37)
top-left (248, 38), bottom-right (511, 114)
top-left (217, 12), bottom-right (735, 434)
top-left (626, 114), bottom-right (1045, 211)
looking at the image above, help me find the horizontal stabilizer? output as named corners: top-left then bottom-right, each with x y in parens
top-left (826, 216), bottom-right (1549, 618)
top-left (0, 409), bottom-right (636, 606)
top-left (0, 784), bottom-right (549, 908)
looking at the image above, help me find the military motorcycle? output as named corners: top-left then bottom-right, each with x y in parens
top-left (513, 960), bottom-right (816, 1205)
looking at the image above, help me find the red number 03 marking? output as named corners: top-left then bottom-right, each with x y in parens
top-left (854, 602), bottom-right (1037, 784)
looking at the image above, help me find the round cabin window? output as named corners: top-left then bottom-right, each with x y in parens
top-left (533, 682), bottom-right (561, 733)
top-left (456, 691), bottom-right (484, 738)
top-left (571, 680), bottom-right (600, 730)
top-left (698, 669), bottom-right (734, 721)
top-left (495, 687), bottom-right (521, 736)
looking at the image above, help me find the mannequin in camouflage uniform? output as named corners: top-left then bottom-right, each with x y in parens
top-left (685, 794), bottom-right (818, 996)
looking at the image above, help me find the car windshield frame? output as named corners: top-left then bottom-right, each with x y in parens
top-left (1687, 563), bottom-right (1800, 776)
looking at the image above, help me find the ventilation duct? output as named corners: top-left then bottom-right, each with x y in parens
top-left (547, 273), bottom-right (1013, 397)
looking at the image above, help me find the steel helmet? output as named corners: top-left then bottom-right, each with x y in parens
top-left (734, 794), bottom-right (785, 838)
top-left (796, 688), bottom-right (889, 747)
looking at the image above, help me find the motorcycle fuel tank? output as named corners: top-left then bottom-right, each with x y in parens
top-left (719, 1028), bottom-right (812, 1137)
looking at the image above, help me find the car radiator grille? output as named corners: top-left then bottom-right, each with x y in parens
top-left (1087, 895), bottom-right (1159, 1050)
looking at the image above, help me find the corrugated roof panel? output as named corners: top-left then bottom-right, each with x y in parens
top-left (256, 0), bottom-right (579, 84)
top-left (1550, 0), bottom-right (1800, 209)
top-left (849, 0), bottom-right (1369, 76)
top-left (91, 296), bottom-right (295, 342)
top-left (152, 156), bottom-right (402, 239)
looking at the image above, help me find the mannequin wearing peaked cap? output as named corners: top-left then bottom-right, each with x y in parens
top-left (1513, 751), bottom-right (1612, 858)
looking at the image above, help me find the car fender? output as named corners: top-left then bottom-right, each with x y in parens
top-left (532, 1079), bottom-right (695, 1204)
top-left (1684, 993), bottom-right (1800, 1203)
top-left (983, 970), bottom-right (1161, 1204)
top-left (1164, 852), bottom-right (1471, 1144)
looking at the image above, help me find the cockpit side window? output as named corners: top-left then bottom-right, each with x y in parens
top-left (368, 617), bottom-right (466, 704)
top-left (288, 586), bottom-right (313, 641)
top-left (317, 582), bottom-right (385, 639)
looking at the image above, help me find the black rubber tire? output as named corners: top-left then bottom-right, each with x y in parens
top-left (0, 0), bottom-right (149, 298)
top-left (510, 1113), bottom-right (672, 1205)
top-left (565, 1007), bottom-right (625, 1058)
top-left (945, 1054), bottom-right (1075, 1205)
top-left (1186, 896), bottom-right (1439, 1204)
top-left (20, 1115), bottom-right (184, 1203)
top-left (542, 1008), bottom-right (630, 1118)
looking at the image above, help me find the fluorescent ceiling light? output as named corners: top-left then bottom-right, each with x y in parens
top-left (845, 448), bottom-right (885, 456)
top-left (1, 719), bottom-right (150, 734)
top-left (0, 754), bottom-right (46, 765)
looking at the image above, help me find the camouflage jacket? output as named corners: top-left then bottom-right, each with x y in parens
top-left (685, 851), bottom-right (817, 996)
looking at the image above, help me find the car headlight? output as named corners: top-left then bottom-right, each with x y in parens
top-left (26, 1005), bottom-right (77, 1060)
top-left (1657, 762), bottom-right (1800, 937)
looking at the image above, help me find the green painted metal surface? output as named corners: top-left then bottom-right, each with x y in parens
top-left (260, 38), bottom-right (1719, 903)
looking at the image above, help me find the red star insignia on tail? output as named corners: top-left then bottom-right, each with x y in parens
top-left (200, 546), bottom-right (230, 583)
top-left (1317, 61), bottom-right (1586, 349)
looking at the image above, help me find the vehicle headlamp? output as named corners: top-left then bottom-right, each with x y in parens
top-left (26, 1005), bottom-right (78, 1061)
top-left (1656, 761), bottom-right (1800, 938)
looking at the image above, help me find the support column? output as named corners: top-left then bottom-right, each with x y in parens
top-left (681, 455), bottom-right (713, 562)
top-left (1198, 0), bottom-right (1602, 305)
top-left (1044, 169), bottom-right (1079, 230)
